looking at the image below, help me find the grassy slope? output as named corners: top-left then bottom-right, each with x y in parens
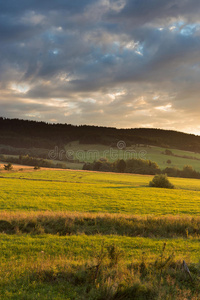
top-left (65, 141), bottom-right (200, 171)
top-left (2, 141), bottom-right (200, 172)
top-left (143, 146), bottom-right (200, 171)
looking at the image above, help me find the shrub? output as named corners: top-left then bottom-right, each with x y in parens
top-left (93, 161), bottom-right (103, 171)
top-left (4, 162), bottom-right (13, 171)
top-left (149, 174), bottom-right (174, 189)
top-left (82, 163), bottom-right (93, 171)
top-left (99, 163), bottom-right (112, 172)
top-left (34, 166), bottom-right (40, 170)
top-left (164, 149), bottom-right (173, 155)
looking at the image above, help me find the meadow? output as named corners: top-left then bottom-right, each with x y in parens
top-left (65, 141), bottom-right (200, 171)
top-left (1, 169), bottom-right (200, 214)
top-left (2, 141), bottom-right (200, 173)
top-left (0, 168), bottom-right (200, 299)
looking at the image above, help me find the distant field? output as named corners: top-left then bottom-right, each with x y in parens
top-left (2, 141), bottom-right (200, 172)
top-left (65, 141), bottom-right (200, 171)
top-left (1, 169), bottom-right (200, 299)
top-left (0, 155), bottom-right (84, 170)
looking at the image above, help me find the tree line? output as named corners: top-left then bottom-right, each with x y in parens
top-left (1, 117), bottom-right (200, 152)
top-left (83, 158), bottom-right (200, 179)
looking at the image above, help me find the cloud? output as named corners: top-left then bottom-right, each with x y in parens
top-left (108, 0), bottom-right (200, 25)
top-left (0, 0), bottom-right (200, 134)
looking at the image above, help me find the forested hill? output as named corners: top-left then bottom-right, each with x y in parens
top-left (1, 117), bottom-right (200, 152)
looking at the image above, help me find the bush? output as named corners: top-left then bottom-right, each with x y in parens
top-left (164, 149), bottom-right (173, 155)
top-left (34, 166), bottom-right (40, 170)
top-left (82, 163), bottom-right (93, 171)
top-left (149, 174), bottom-right (174, 189)
top-left (4, 163), bottom-right (13, 171)
top-left (99, 163), bottom-right (112, 172)
top-left (93, 161), bottom-right (103, 171)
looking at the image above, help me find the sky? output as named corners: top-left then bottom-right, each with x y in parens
top-left (0, 0), bottom-right (200, 134)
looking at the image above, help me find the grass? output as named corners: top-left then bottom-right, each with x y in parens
top-left (0, 170), bottom-right (200, 214)
top-left (0, 168), bottom-right (200, 298)
top-left (139, 145), bottom-right (200, 171)
top-left (1, 234), bottom-right (200, 299)
top-left (1, 234), bottom-right (200, 264)
top-left (0, 211), bottom-right (200, 238)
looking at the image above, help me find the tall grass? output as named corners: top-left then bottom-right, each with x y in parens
top-left (0, 211), bottom-right (200, 238)
top-left (1, 240), bottom-right (199, 299)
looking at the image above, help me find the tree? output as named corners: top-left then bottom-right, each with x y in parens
top-left (182, 165), bottom-right (196, 178)
top-left (116, 159), bottom-right (126, 173)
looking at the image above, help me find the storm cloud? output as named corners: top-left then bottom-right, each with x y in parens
top-left (0, 0), bottom-right (200, 133)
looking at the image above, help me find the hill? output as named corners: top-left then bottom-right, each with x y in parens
top-left (1, 117), bottom-right (200, 153)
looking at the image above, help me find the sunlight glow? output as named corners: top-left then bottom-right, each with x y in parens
top-left (11, 83), bottom-right (30, 94)
top-left (108, 90), bottom-right (126, 100)
top-left (155, 104), bottom-right (172, 111)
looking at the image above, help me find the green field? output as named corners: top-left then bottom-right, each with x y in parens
top-left (2, 141), bottom-right (200, 173)
top-left (1, 170), bottom-right (200, 214)
top-left (65, 141), bottom-right (200, 171)
top-left (0, 169), bottom-right (200, 299)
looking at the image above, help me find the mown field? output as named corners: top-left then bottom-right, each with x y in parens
top-left (0, 168), bottom-right (200, 299)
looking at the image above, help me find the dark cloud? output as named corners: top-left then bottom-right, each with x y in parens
top-left (108, 0), bottom-right (200, 25)
top-left (0, 0), bottom-right (95, 15)
top-left (0, 0), bottom-right (200, 133)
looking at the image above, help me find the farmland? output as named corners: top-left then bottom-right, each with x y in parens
top-left (1, 169), bottom-right (200, 214)
top-left (65, 141), bottom-right (200, 171)
top-left (0, 168), bottom-right (200, 299)
top-left (2, 140), bottom-right (200, 173)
